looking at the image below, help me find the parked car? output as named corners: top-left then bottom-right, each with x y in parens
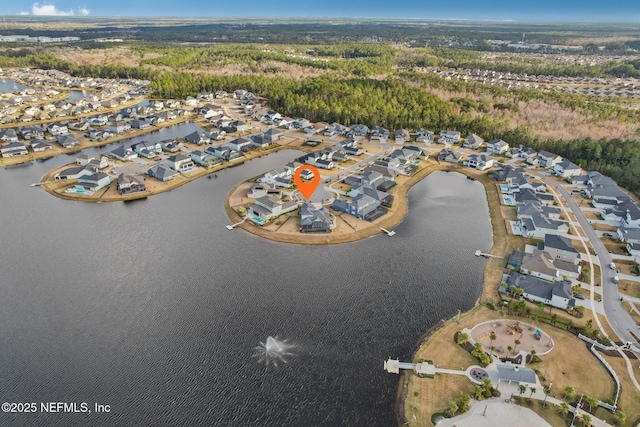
top-left (609, 262), bottom-right (616, 270)
top-left (574, 294), bottom-right (585, 300)
top-left (603, 233), bottom-right (613, 238)
top-left (613, 276), bottom-right (620, 284)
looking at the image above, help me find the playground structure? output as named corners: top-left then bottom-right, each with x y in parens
top-left (469, 319), bottom-right (555, 358)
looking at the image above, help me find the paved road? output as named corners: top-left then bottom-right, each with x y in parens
top-left (537, 172), bottom-right (640, 347)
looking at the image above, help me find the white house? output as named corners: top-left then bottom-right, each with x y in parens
top-left (486, 139), bottom-right (509, 154)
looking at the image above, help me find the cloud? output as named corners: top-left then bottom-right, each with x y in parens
top-left (79, 7), bottom-right (89, 16)
top-left (18, 11), bottom-right (30, 15)
top-left (31, 3), bottom-right (76, 16)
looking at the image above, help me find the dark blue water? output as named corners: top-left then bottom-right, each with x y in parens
top-left (0, 150), bottom-right (491, 425)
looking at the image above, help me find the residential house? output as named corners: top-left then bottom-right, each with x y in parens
top-left (147, 165), bottom-right (179, 182)
top-left (56, 134), bottom-right (80, 149)
top-left (437, 148), bottom-right (463, 163)
top-left (335, 138), bottom-right (362, 156)
top-left (438, 130), bottom-right (461, 144)
top-left (462, 134), bottom-right (484, 149)
top-left (0, 141), bottom-right (28, 157)
top-left (324, 123), bottom-right (347, 137)
top-left (19, 126), bottom-right (44, 140)
top-left (161, 139), bottom-right (183, 153)
top-left (132, 141), bottom-right (162, 158)
top-left (264, 128), bottom-right (284, 143)
top-left (539, 234), bottom-right (580, 264)
top-left (332, 193), bottom-right (387, 222)
top-left (463, 154), bottom-right (496, 171)
top-left (347, 124), bottom-right (369, 139)
top-left (29, 139), bottom-right (52, 152)
top-left (250, 196), bottom-right (298, 222)
top-left (68, 121), bottom-right (89, 131)
top-left (117, 173), bottom-right (146, 195)
top-left (486, 139), bottom-right (509, 154)
top-left (300, 203), bottom-right (332, 233)
top-left (627, 242), bottom-right (640, 257)
top-left (520, 212), bottom-right (569, 238)
top-left (167, 154), bottom-right (195, 173)
top-left (415, 128), bottom-right (434, 143)
top-left (65, 172), bottom-right (111, 196)
top-left (190, 150), bottom-right (222, 169)
top-left (617, 227), bottom-right (640, 245)
top-left (553, 160), bottom-right (582, 178)
top-left (514, 188), bottom-right (554, 205)
top-left (0, 129), bottom-right (19, 142)
top-left (394, 129), bottom-right (410, 143)
top-left (504, 272), bottom-right (574, 310)
top-left (46, 123), bottom-right (68, 135)
top-left (536, 151), bottom-right (563, 168)
top-left (247, 184), bottom-right (282, 199)
top-left (250, 134), bottom-right (271, 149)
top-left (110, 146), bottom-right (138, 161)
top-left (228, 137), bottom-right (253, 152)
top-left (370, 126), bottom-right (390, 141)
top-left (520, 252), bottom-right (559, 282)
top-left (130, 119), bottom-right (151, 130)
top-left (109, 120), bottom-right (131, 134)
top-left (184, 131), bottom-right (211, 145)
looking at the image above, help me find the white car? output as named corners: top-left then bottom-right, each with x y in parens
top-left (609, 262), bottom-right (616, 270)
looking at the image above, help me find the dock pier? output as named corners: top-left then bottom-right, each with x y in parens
top-left (226, 216), bottom-right (248, 230)
top-left (475, 250), bottom-right (503, 259)
top-left (380, 228), bottom-right (396, 236)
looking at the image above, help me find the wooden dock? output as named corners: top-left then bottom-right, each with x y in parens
top-left (226, 216), bottom-right (247, 230)
top-left (475, 250), bottom-right (503, 259)
top-left (380, 228), bottom-right (396, 236)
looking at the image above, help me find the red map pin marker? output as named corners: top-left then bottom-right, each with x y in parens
top-left (293, 165), bottom-right (321, 200)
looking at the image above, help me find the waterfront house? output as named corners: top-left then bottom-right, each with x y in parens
top-left (29, 139), bottom-right (52, 152)
top-left (110, 146), bottom-right (138, 162)
top-left (184, 131), bottom-right (211, 146)
top-left (56, 134), bottom-right (80, 149)
top-left (284, 161), bottom-right (303, 175)
top-left (228, 137), bottom-right (253, 152)
top-left (300, 203), bottom-right (332, 233)
top-left (250, 196), bottom-right (298, 222)
top-left (463, 154), bottom-right (496, 171)
top-left (132, 141), bottom-right (162, 158)
top-left (0, 141), bottom-right (28, 157)
top-left (504, 272), bottom-right (574, 310)
top-left (332, 193), bottom-right (387, 222)
top-left (161, 139), bottom-right (183, 153)
top-left (167, 154), bottom-right (195, 173)
top-left (65, 172), bottom-right (111, 196)
top-left (190, 150), bottom-right (221, 168)
top-left (247, 184), bottom-right (282, 199)
top-left (55, 166), bottom-right (87, 180)
top-left (520, 252), bottom-right (560, 281)
top-left (250, 134), bottom-right (271, 149)
top-left (109, 120), bottom-right (131, 134)
top-left (520, 212), bottom-right (569, 238)
top-left (117, 173), bottom-right (146, 195)
top-left (147, 165), bottom-right (179, 182)
top-left (264, 128), bottom-right (284, 143)
top-left (131, 119), bottom-right (151, 130)
top-left (437, 148), bottom-right (463, 163)
top-left (462, 134), bottom-right (484, 149)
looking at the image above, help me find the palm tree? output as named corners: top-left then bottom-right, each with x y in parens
top-left (456, 332), bottom-right (470, 345)
top-left (529, 386), bottom-right (537, 398)
top-left (449, 401), bottom-right (458, 417)
top-left (473, 384), bottom-right (484, 400)
top-left (582, 414), bottom-right (592, 427)
top-left (558, 402), bottom-right (570, 419)
top-left (563, 385), bottom-right (575, 400)
top-left (584, 395), bottom-right (598, 412)
top-left (489, 331), bottom-right (497, 350)
top-left (615, 410), bottom-right (626, 425)
top-left (459, 394), bottom-right (471, 411)
top-left (528, 349), bottom-right (537, 363)
top-left (514, 339), bottom-right (521, 353)
top-left (518, 385), bottom-right (527, 396)
top-left (542, 387), bottom-right (551, 407)
top-left (507, 345), bottom-right (513, 355)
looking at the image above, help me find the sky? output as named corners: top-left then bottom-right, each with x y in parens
top-left (4, 0), bottom-right (640, 22)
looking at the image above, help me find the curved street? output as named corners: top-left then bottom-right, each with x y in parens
top-left (538, 172), bottom-right (640, 349)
